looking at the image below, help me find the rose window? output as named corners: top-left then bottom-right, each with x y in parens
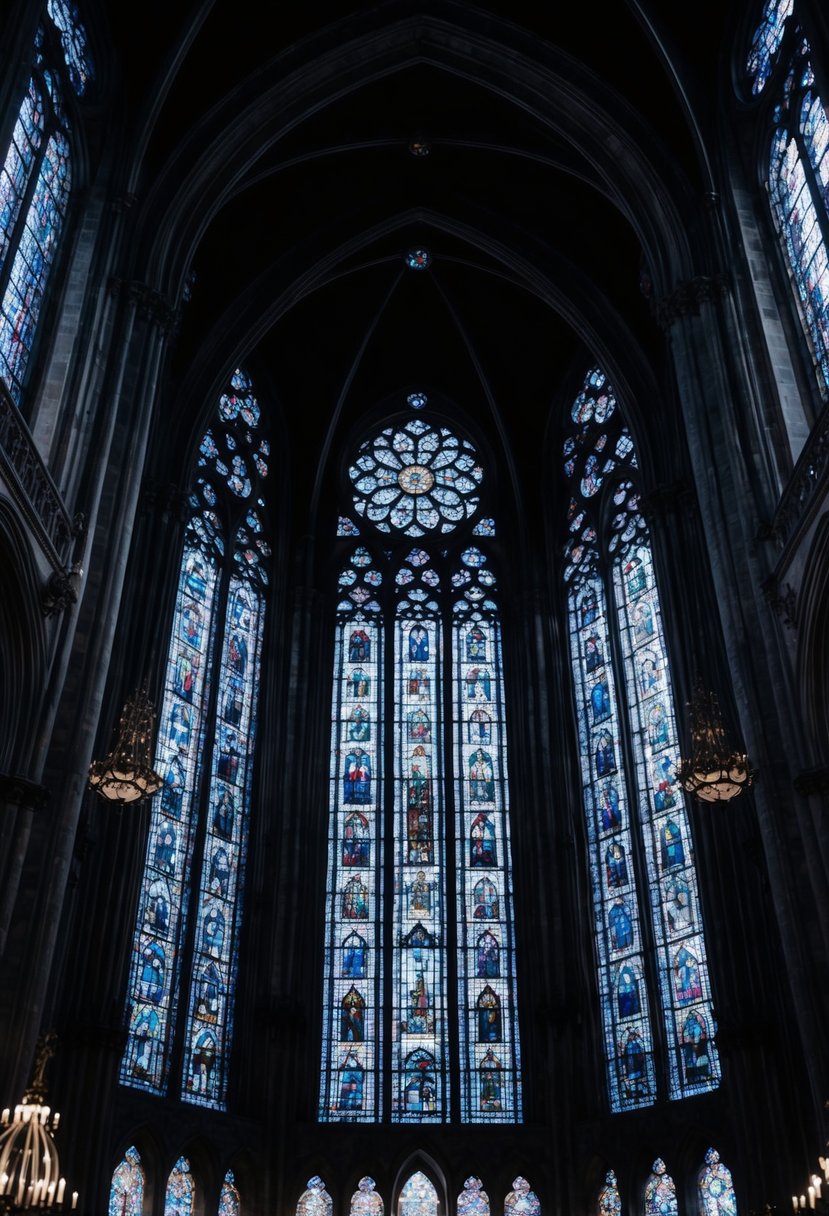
top-left (349, 418), bottom-right (482, 536)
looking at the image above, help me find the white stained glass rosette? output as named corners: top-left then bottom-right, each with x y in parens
top-left (349, 418), bottom-right (483, 537)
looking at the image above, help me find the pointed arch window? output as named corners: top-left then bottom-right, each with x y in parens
top-left (119, 369), bottom-right (270, 1109)
top-left (563, 368), bottom-right (720, 1111)
top-left (0, 6), bottom-right (92, 405)
top-left (399, 1173), bottom-right (439, 1216)
top-left (108, 1147), bottom-right (144, 1216)
top-left (644, 1161), bottom-right (677, 1216)
top-left (165, 1159), bottom-right (194, 1216)
top-left (351, 1178), bottom-right (383, 1216)
top-left (218, 1172), bottom-right (240, 1216)
top-left (504, 1178), bottom-right (540, 1216)
top-left (457, 1178), bottom-right (489, 1216)
top-left (297, 1177), bottom-right (333, 1216)
top-left (319, 410), bottom-right (521, 1123)
top-left (698, 1150), bottom-right (737, 1216)
top-left (597, 1171), bottom-right (621, 1216)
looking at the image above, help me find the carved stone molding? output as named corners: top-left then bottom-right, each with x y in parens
top-left (653, 274), bottom-right (728, 331)
top-left (141, 481), bottom-right (191, 523)
top-left (41, 563), bottom-right (82, 617)
top-left (761, 576), bottom-right (798, 630)
top-left (108, 277), bottom-right (179, 336)
top-left (0, 383), bottom-right (77, 569)
top-left (768, 405), bottom-right (829, 552)
top-left (0, 773), bottom-right (49, 812)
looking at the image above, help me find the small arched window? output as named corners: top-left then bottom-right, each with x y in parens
top-left (698, 1149), bottom-right (738, 1216)
top-left (351, 1178), bottom-right (383, 1216)
top-left (597, 1171), bottom-right (621, 1216)
top-left (398, 1173), bottom-right (439, 1216)
top-left (297, 1177), bottom-right (333, 1216)
top-left (644, 1161), bottom-right (677, 1216)
top-left (164, 1159), bottom-right (194, 1216)
top-left (108, 1147), bottom-right (144, 1216)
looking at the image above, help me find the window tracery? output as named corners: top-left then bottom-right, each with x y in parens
top-left (319, 406), bottom-right (520, 1123)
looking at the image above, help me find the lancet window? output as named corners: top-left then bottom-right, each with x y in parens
top-left (563, 367), bottom-right (720, 1111)
top-left (319, 406), bottom-right (521, 1123)
top-left (745, 1), bottom-right (829, 400)
top-left (119, 369), bottom-right (270, 1109)
top-left (0, 6), bottom-right (92, 403)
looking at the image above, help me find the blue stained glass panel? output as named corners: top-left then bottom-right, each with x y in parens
top-left (0, 79), bottom-right (44, 275)
top-left (164, 1159), bottom-right (194, 1216)
top-left (319, 553), bottom-right (384, 1121)
top-left (392, 565), bottom-right (447, 1121)
top-left (598, 1172), bottom-right (621, 1216)
top-left (218, 1172), bottom-right (240, 1216)
top-left (645, 1161), bottom-right (677, 1216)
top-left (0, 128), bottom-right (71, 402)
top-left (108, 1148), bottom-right (144, 1216)
top-left (399, 1174), bottom-right (438, 1216)
top-left (181, 570), bottom-right (265, 1108)
top-left (746, 0), bottom-right (793, 94)
top-left (614, 543), bottom-right (720, 1099)
top-left (698, 1150), bottom-right (737, 1216)
top-left (120, 540), bottom-right (220, 1093)
top-left (46, 0), bottom-right (95, 94)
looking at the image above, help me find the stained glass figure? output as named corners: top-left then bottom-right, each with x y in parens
top-left (458, 1178), bottom-right (489, 1216)
top-left (164, 1158), bottom-right (194, 1216)
top-left (564, 365), bottom-right (719, 1110)
top-left (399, 1172), bottom-right (438, 1216)
top-left (505, 1178), bottom-right (540, 1216)
top-left (598, 1171), bottom-right (621, 1216)
top-left (645, 1161), bottom-right (677, 1216)
top-left (218, 1172), bottom-right (240, 1216)
top-left (109, 1147), bottom-right (144, 1216)
top-left (122, 372), bottom-right (269, 1110)
top-left (698, 1149), bottom-right (737, 1216)
top-left (297, 1178), bottom-right (333, 1216)
top-left (338, 1051), bottom-right (365, 1110)
top-left (476, 986), bottom-right (501, 1041)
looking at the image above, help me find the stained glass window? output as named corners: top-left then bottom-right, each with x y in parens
top-left (644, 1161), bottom-right (676, 1216)
top-left (0, 23), bottom-right (80, 405)
top-left (120, 370), bottom-right (269, 1110)
top-left (698, 1150), bottom-right (737, 1216)
top-left (297, 1178), bottom-right (333, 1216)
top-left (598, 1171), bottom-right (621, 1216)
top-left (46, 0), bottom-right (94, 95)
top-left (751, 5), bottom-right (829, 399)
top-left (320, 412), bottom-right (521, 1122)
top-left (458, 1178), bottom-right (489, 1216)
top-left (563, 367), bottom-right (719, 1111)
top-left (352, 1178), bottom-right (383, 1216)
top-left (218, 1172), bottom-right (240, 1216)
top-left (165, 1159), bottom-right (194, 1216)
top-left (399, 1174), bottom-right (438, 1216)
top-left (108, 1147), bottom-right (144, 1216)
top-left (504, 1178), bottom-right (540, 1216)
top-left (746, 0), bottom-right (793, 93)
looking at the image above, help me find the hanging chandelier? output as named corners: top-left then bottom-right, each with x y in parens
top-left (88, 686), bottom-right (163, 803)
top-left (0, 1033), bottom-right (77, 1212)
top-left (678, 685), bottom-right (753, 803)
